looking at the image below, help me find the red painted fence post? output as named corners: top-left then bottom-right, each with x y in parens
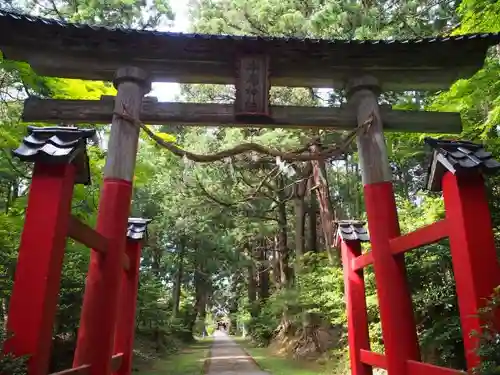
top-left (442, 171), bottom-right (500, 370)
top-left (5, 126), bottom-right (95, 375)
top-left (338, 222), bottom-right (372, 375)
top-left (113, 218), bottom-right (151, 375)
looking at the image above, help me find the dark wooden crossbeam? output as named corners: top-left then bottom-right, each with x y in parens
top-left (23, 96), bottom-right (462, 134)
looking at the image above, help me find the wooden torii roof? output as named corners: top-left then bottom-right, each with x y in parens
top-left (1, 10), bottom-right (499, 90)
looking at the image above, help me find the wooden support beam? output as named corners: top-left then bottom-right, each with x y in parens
top-left (352, 252), bottom-right (374, 271)
top-left (406, 360), bottom-right (466, 375)
top-left (359, 350), bottom-right (387, 369)
top-left (389, 219), bottom-right (448, 255)
top-left (352, 220), bottom-right (449, 271)
top-left (68, 215), bottom-right (109, 253)
top-left (22, 96), bottom-right (462, 134)
top-left (67, 215), bottom-right (130, 270)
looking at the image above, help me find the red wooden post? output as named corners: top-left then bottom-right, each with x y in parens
top-left (442, 171), bottom-right (500, 369)
top-left (5, 126), bottom-right (95, 375)
top-left (113, 218), bottom-right (150, 375)
top-left (5, 163), bottom-right (74, 375)
top-left (349, 76), bottom-right (420, 375)
top-left (74, 67), bottom-right (150, 374)
top-left (338, 222), bottom-right (372, 375)
top-left (424, 137), bottom-right (500, 370)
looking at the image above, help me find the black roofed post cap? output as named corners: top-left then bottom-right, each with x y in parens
top-left (337, 221), bottom-right (370, 242)
top-left (127, 218), bottom-right (152, 241)
top-left (424, 137), bottom-right (500, 192)
top-left (12, 125), bottom-right (96, 185)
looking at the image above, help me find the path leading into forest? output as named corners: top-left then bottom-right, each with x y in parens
top-left (206, 331), bottom-right (269, 375)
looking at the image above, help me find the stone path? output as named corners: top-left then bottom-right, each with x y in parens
top-left (206, 331), bottom-right (269, 375)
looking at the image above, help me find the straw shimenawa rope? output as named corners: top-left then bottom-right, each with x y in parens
top-left (113, 103), bottom-right (374, 163)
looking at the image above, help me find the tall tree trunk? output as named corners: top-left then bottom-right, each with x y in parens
top-left (306, 175), bottom-right (318, 252)
top-left (151, 234), bottom-right (163, 278)
top-left (294, 197), bottom-right (306, 260)
top-left (310, 143), bottom-right (342, 264)
top-left (192, 264), bottom-right (209, 335)
top-left (294, 164), bottom-right (310, 261)
top-left (354, 162), bottom-right (362, 217)
top-left (172, 239), bottom-right (185, 318)
top-left (272, 236), bottom-right (282, 286)
top-left (246, 246), bottom-right (258, 316)
top-left (257, 240), bottom-right (270, 303)
top-left (277, 176), bottom-right (291, 286)
top-left (229, 272), bottom-right (240, 315)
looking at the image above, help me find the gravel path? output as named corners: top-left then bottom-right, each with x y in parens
top-left (206, 331), bottom-right (269, 375)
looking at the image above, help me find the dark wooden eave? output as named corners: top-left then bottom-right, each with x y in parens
top-left (1, 10), bottom-right (499, 90)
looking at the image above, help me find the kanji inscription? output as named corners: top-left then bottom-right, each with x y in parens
top-left (235, 55), bottom-right (270, 116)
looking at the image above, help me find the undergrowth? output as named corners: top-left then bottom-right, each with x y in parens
top-left (0, 326), bottom-right (28, 375)
top-left (473, 286), bottom-right (500, 375)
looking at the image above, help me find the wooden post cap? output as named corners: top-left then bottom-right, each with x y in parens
top-left (346, 76), bottom-right (381, 98)
top-left (113, 66), bottom-right (151, 93)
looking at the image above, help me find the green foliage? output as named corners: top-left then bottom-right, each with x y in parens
top-left (0, 326), bottom-right (28, 375)
top-left (295, 253), bottom-right (346, 325)
top-left (248, 314), bottom-right (277, 346)
top-left (472, 286), bottom-right (500, 375)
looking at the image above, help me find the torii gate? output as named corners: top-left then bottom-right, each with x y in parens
top-left (1, 9), bottom-right (500, 375)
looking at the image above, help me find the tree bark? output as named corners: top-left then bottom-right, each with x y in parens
top-left (294, 197), bottom-right (306, 260)
top-left (294, 164), bottom-right (310, 261)
top-left (172, 238), bottom-right (185, 318)
top-left (306, 175), bottom-right (318, 252)
top-left (257, 240), bottom-right (270, 303)
top-left (246, 246), bottom-right (258, 316)
top-left (272, 236), bottom-right (282, 286)
top-left (310, 143), bottom-right (341, 264)
top-left (277, 176), bottom-right (291, 286)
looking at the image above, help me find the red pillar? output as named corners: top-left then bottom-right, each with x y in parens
top-left (340, 239), bottom-right (372, 375)
top-left (442, 171), bottom-right (500, 370)
top-left (74, 66), bottom-right (149, 375)
top-left (113, 239), bottom-right (142, 375)
top-left (73, 179), bottom-right (133, 372)
top-left (5, 163), bottom-right (75, 375)
top-left (350, 76), bottom-right (420, 375)
top-left (364, 182), bottom-right (421, 371)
